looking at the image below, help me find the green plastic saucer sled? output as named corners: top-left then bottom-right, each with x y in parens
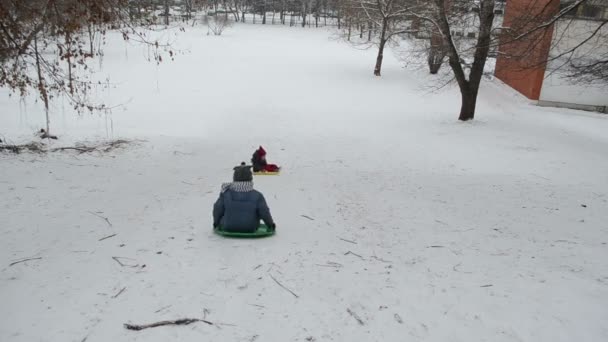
top-left (214, 224), bottom-right (275, 238)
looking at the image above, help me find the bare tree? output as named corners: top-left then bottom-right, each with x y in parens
top-left (338, 0), bottom-right (414, 76)
top-left (0, 0), bottom-right (174, 137)
top-left (207, 14), bottom-right (232, 35)
top-left (402, 0), bottom-right (607, 120)
top-left (403, 0), bottom-right (498, 120)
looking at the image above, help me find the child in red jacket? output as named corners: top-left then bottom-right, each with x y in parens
top-left (251, 146), bottom-right (280, 172)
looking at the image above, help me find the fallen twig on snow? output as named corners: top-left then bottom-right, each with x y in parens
top-left (427, 245), bottom-right (445, 248)
top-left (154, 305), bottom-right (172, 313)
top-left (124, 318), bottom-right (213, 331)
top-left (346, 308), bottom-right (365, 325)
top-left (53, 146), bottom-right (96, 153)
top-left (9, 257), bottom-right (42, 267)
top-left (112, 287), bottom-right (126, 298)
top-left (339, 237), bottom-right (357, 244)
top-left (300, 215), bottom-right (315, 221)
top-left (52, 140), bottom-right (131, 154)
top-left (480, 284), bottom-right (493, 288)
top-left (371, 255), bottom-right (392, 263)
top-left (1, 140), bottom-right (134, 155)
top-left (89, 211), bottom-right (112, 227)
top-left (269, 274), bottom-right (299, 298)
top-left (0, 142), bottom-right (45, 154)
top-left (344, 251), bottom-right (364, 259)
top-left (99, 233), bottom-right (117, 241)
top-left (112, 256), bottom-right (139, 268)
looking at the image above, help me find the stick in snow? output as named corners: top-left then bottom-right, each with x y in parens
top-left (371, 255), bottom-right (392, 263)
top-left (339, 237), bottom-right (357, 244)
top-left (112, 256), bottom-right (139, 268)
top-left (344, 251), bottom-right (364, 259)
top-left (99, 233), bottom-right (117, 241)
top-left (300, 215), bottom-right (315, 221)
top-left (154, 305), bottom-right (172, 313)
top-left (89, 211), bottom-right (112, 227)
top-left (269, 274), bottom-right (299, 298)
top-left (112, 287), bottom-right (126, 298)
top-left (346, 308), bottom-right (365, 325)
top-left (124, 318), bottom-right (213, 331)
top-left (9, 257), bottom-right (42, 267)
top-left (480, 284), bottom-right (493, 288)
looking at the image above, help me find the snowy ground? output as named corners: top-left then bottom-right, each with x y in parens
top-left (1, 24), bottom-right (608, 342)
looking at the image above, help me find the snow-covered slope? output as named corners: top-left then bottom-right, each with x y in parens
top-left (1, 24), bottom-right (607, 342)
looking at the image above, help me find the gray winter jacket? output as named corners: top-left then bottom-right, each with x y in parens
top-left (213, 182), bottom-right (274, 233)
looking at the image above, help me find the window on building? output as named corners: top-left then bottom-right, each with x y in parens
top-left (560, 1), bottom-right (608, 20)
top-left (580, 5), bottom-right (603, 19)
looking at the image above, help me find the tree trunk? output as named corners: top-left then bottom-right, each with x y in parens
top-left (428, 30), bottom-right (445, 74)
top-left (66, 33), bottom-right (73, 95)
top-left (164, 0), bottom-right (170, 25)
top-left (301, 2), bottom-right (307, 27)
top-left (458, 84), bottom-right (476, 121)
top-left (34, 36), bottom-right (50, 136)
top-left (374, 39), bottom-right (386, 76)
top-left (262, 0), bottom-right (267, 24)
top-left (88, 23), bottom-right (95, 55)
top-left (433, 0), bottom-right (496, 121)
top-left (374, 19), bottom-right (388, 76)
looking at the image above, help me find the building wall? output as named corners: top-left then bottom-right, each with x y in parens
top-left (495, 0), bottom-right (560, 100)
top-left (538, 18), bottom-right (608, 109)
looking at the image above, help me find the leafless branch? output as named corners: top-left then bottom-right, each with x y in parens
top-left (124, 318), bottom-right (213, 331)
top-left (89, 211), bottom-right (112, 227)
top-left (346, 308), bottom-right (365, 325)
top-left (99, 233), bottom-right (117, 241)
top-left (9, 257), bottom-right (42, 267)
top-left (269, 274), bottom-right (299, 298)
top-left (112, 287), bottom-right (126, 298)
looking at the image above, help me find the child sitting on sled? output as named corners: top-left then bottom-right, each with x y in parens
top-left (213, 163), bottom-right (276, 233)
top-left (251, 146), bottom-right (280, 172)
